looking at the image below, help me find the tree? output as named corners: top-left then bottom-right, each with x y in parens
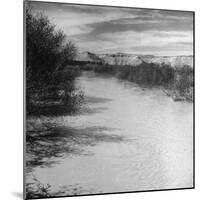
top-left (26, 6), bottom-right (80, 113)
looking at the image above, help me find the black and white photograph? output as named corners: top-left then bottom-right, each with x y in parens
top-left (24, 1), bottom-right (194, 199)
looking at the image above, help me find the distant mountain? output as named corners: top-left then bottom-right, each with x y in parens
top-left (98, 53), bottom-right (144, 66)
top-left (75, 51), bottom-right (193, 68)
top-left (76, 51), bottom-right (102, 63)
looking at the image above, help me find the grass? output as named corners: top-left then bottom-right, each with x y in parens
top-left (78, 62), bottom-right (193, 102)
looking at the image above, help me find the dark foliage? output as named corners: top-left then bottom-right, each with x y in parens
top-left (174, 65), bottom-right (193, 95)
top-left (93, 62), bottom-right (175, 86)
top-left (82, 62), bottom-right (193, 101)
top-left (26, 7), bottom-right (82, 114)
top-left (93, 64), bottom-right (115, 74)
top-left (115, 63), bottom-right (175, 85)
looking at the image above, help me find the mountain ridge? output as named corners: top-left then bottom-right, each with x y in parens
top-left (75, 51), bottom-right (193, 69)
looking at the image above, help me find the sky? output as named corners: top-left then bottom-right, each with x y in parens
top-left (28, 1), bottom-right (194, 56)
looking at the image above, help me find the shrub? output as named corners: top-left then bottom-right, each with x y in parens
top-left (25, 6), bottom-right (81, 114)
top-left (114, 63), bottom-right (175, 86)
top-left (174, 65), bottom-right (193, 96)
top-left (93, 64), bottom-right (115, 74)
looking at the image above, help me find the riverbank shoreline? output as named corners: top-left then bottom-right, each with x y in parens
top-left (162, 88), bottom-right (193, 102)
top-left (77, 62), bottom-right (193, 102)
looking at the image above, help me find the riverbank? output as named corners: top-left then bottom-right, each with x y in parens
top-left (77, 62), bottom-right (193, 102)
top-left (163, 88), bottom-right (193, 102)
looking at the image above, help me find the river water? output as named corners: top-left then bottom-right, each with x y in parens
top-left (29, 71), bottom-right (193, 195)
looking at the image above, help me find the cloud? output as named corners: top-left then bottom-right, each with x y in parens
top-left (28, 1), bottom-right (193, 56)
top-left (53, 11), bottom-right (134, 36)
top-left (75, 30), bottom-right (193, 55)
top-left (30, 2), bottom-right (135, 36)
top-left (101, 30), bottom-right (193, 46)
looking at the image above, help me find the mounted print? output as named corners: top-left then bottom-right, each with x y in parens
top-left (24, 0), bottom-right (194, 199)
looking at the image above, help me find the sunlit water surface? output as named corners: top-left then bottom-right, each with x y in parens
top-left (28, 71), bottom-right (193, 195)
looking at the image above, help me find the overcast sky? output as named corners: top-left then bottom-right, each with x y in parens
top-left (29, 2), bottom-right (193, 56)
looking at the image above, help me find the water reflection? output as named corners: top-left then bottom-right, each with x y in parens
top-left (26, 71), bottom-right (193, 198)
top-left (85, 96), bottom-right (113, 104)
top-left (27, 124), bottom-right (125, 171)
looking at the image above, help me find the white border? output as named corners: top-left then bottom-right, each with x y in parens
top-left (0, 0), bottom-right (199, 200)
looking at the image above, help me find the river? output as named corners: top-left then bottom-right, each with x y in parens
top-left (28, 71), bottom-right (193, 196)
